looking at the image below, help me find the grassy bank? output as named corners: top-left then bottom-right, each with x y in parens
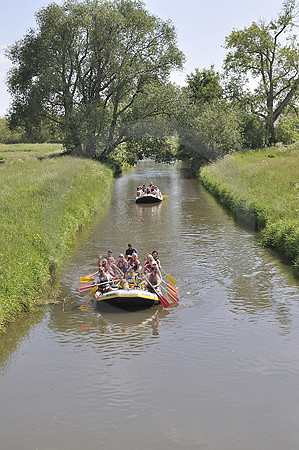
top-left (199, 143), bottom-right (299, 268)
top-left (0, 156), bottom-right (114, 329)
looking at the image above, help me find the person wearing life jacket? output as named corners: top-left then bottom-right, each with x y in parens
top-left (129, 252), bottom-right (140, 273)
top-left (136, 186), bottom-right (143, 197)
top-left (94, 267), bottom-right (113, 300)
top-left (146, 262), bottom-right (161, 294)
top-left (107, 255), bottom-right (123, 279)
top-left (117, 276), bottom-right (129, 290)
top-left (140, 253), bottom-right (155, 276)
top-left (134, 274), bottom-right (146, 290)
top-left (126, 268), bottom-right (136, 289)
top-left (151, 250), bottom-right (161, 269)
top-left (115, 253), bottom-right (130, 275)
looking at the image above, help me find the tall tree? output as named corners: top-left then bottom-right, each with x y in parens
top-left (223, 0), bottom-right (299, 145)
top-left (185, 65), bottom-right (223, 105)
top-left (6, 0), bottom-right (184, 162)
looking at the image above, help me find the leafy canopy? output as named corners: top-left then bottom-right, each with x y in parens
top-left (6, 0), bottom-right (185, 164)
top-left (223, 0), bottom-right (299, 145)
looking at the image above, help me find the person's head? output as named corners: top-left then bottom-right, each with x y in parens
top-left (128, 243), bottom-right (133, 249)
top-left (151, 264), bottom-right (158, 273)
top-left (128, 268), bottom-right (134, 275)
top-left (108, 250), bottom-right (113, 256)
top-left (132, 252), bottom-right (137, 259)
top-left (102, 258), bottom-right (108, 267)
top-left (119, 253), bottom-right (124, 259)
top-left (152, 251), bottom-right (158, 258)
top-left (99, 267), bottom-right (105, 275)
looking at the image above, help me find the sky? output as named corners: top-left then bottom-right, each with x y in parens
top-left (0, 0), bottom-right (287, 116)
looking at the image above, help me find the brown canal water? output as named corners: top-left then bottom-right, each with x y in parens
top-left (1, 160), bottom-right (299, 450)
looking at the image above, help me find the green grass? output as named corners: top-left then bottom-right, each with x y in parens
top-left (199, 143), bottom-right (299, 267)
top-left (0, 156), bottom-right (114, 329)
top-left (0, 143), bottom-right (64, 162)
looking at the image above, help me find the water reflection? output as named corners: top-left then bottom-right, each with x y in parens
top-left (0, 307), bottom-right (46, 375)
top-left (47, 300), bottom-right (174, 361)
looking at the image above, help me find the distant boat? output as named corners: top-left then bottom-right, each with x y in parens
top-left (135, 192), bottom-right (163, 204)
top-left (95, 288), bottom-right (160, 311)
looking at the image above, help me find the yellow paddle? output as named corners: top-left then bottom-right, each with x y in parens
top-left (79, 276), bottom-right (95, 283)
top-left (87, 285), bottom-right (98, 297)
top-left (164, 271), bottom-right (177, 285)
top-left (162, 195), bottom-right (168, 198)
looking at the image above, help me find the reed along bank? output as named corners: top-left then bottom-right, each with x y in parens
top-left (0, 156), bottom-right (114, 329)
top-left (199, 143), bottom-right (299, 269)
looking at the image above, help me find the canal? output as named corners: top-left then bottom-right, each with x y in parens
top-left (1, 160), bottom-right (299, 449)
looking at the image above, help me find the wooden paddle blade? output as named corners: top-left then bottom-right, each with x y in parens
top-left (167, 284), bottom-right (179, 294)
top-left (165, 273), bottom-right (177, 285)
top-left (78, 284), bottom-right (94, 292)
top-left (167, 291), bottom-right (179, 303)
top-left (158, 293), bottom-right (170, 308)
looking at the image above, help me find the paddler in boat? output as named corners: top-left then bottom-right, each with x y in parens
top-left (101, 259), bottom-right (120, 289)
top-left (98, 249), bottom-right (115, 267)
top-left (140, 253), bottom-right (155, 276)
top-left (125, 243), bottom-right (138, 260)
top-left (107, 255), bottom-right (123, 279)
top-left (93, 266), bottom-right (114, 300)
top-left (134, 274), bottom-right (146, 290)
top-left (151, 250), bottom-right (161, 268)
top-left (146, 262), bottom-right (162, 293)
top-left (117, 276), bottom-right (129, 290)
top-left (126, 268), bottom-right (136, 289)
top-left (136, 186), bottom-right (143, 197)
top-left (115, 253), bottom-right (130, 275)
top-left (129, 252), bottom-right (140, 273)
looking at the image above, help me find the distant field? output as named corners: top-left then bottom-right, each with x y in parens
top-left (0, 143), bottom-right (64, 162)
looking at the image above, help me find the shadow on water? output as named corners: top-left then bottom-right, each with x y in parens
top-left (0, 307), bottom-right (46, 375)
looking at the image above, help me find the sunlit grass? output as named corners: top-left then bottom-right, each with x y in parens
top-left (0, 156), bottom-right (113, 328)
top-left (0, 143), bottom-right (64, 162)
top-left (199, 143), bottom-right (299, 267)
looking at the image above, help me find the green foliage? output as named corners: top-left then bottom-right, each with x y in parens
top-left (0, 156), bottom-right (113, 328)
top-left (240, 114), bottom-right (265, 149)
top-left (199, 143), bottom-right (299, 267)
top-left (6, 0), bottom-right (185, 164)
top-left (275, 113), bottom-right (299, 144)
top-left (177, 94), bottom-right (243, 165)
top-left (0, 118), bottom-right (25, 143)
top-left (223, 0), bottom-right (299, 145)
top-left (185, 66), bottom-right (223, 105)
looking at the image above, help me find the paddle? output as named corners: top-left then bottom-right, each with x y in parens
top-left (80, 276), bottom-right (95, 283)
top-left (79, 271), bottom-right (99, 282)
top-left (78, 283), bottom-right (94, 292)
top-left (161, 279), bottom-right (179, 294)
top-left (144, 276), bottom-right (169, 308)
top-left (162, 195), bottom-right (168, 198)
top-left (87, 285), bottom-right (98, 297)
top-left (160, 267), bottom-right (177, 285)
top-left (161, 284), bottom-right (179, 303)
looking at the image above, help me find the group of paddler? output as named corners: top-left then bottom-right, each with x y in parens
top-left (136, 182), bottom-right (161, 197)
top-left (78, 244), bottom-right (179, 307)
